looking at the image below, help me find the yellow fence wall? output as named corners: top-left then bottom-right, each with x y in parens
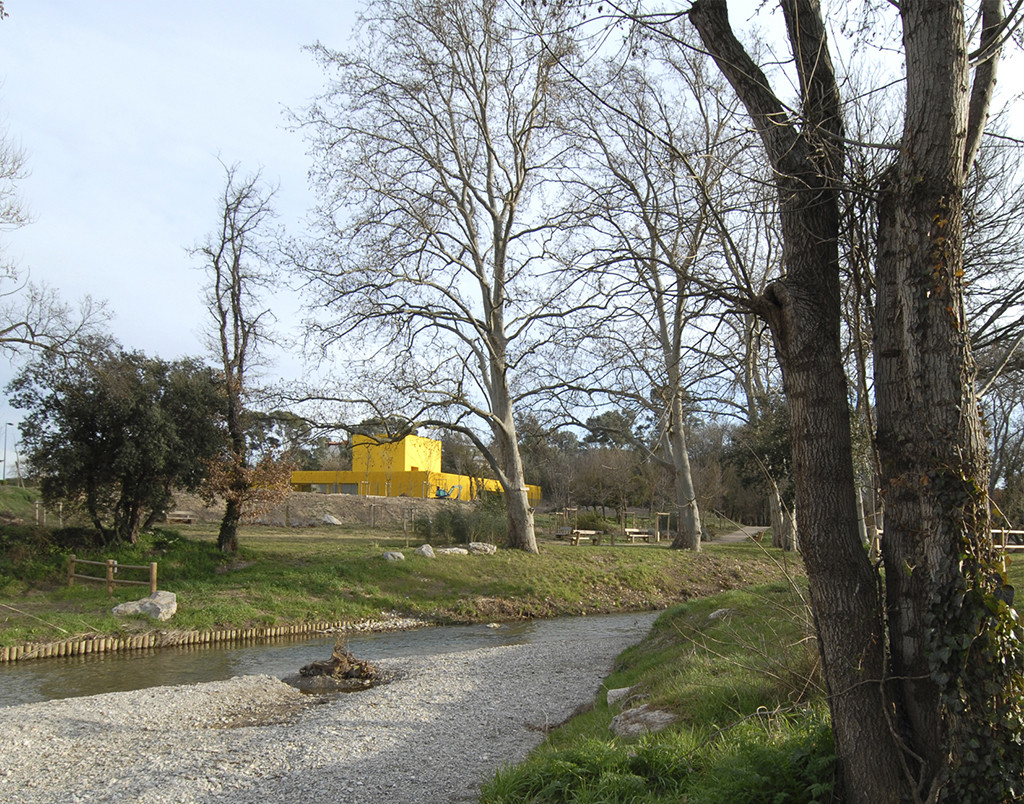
top-left (293, 434), bottom-right (540, 504)
top-left (290, 469), bottom-right (541, 504)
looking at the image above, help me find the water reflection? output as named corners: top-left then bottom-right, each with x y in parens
top-left (0, 610), bottom-right (659, 708)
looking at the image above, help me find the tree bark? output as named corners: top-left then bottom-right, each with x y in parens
top-left (218, 495), bottom-right (242, 554)
top-left (873, 0), bottom-right (1002, 794)
top-left (689, 1), bottom-right (904, 799)
top-left (668, 394), bottom-right (701, 550)
top-left (493, 412), bottom-right (538, 553)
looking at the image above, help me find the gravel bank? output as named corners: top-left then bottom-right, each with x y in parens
top-left (0, 612), bottom-right (658, 803)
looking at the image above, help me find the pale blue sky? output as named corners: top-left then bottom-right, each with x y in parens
top-left (0, 2), bottom-right (360, 473)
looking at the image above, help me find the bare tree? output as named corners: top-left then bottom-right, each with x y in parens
top-left (192, 162), bottom-right (281, 554)
top-left (296, 0), bottom-right (589, 552)
top-left (560, 49), bottom-right (729, 549)
top-left (0, 124), bottom-right (106, 356)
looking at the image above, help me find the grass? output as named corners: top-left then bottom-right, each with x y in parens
top-left (480, 581), bottom-right (838, 804)
top-left (0, 501), bottom-right (799, 645)
top-left (475, 542), bottom-right (1024, 804)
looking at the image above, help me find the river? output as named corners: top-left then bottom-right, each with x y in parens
top-left (0, 610), bottom-right (661, 707)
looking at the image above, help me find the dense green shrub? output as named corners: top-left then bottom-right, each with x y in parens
top-left (0, 525), bottom-right (66, 586)
top-left (415, 496), bottom-right (509, 545)
top-left (432, 507), bottom-right (470, 544)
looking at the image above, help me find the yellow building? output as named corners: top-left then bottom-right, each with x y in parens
top-left (290, 434), bottom-right (542, 504)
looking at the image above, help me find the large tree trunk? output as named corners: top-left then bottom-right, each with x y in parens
top-left (494, 417), bottom-right (538, 554)
top-left (692, 0), bottom-right (1020, 799)
top-left (668, 395), bottom-right (701, 550)
top-left (872, 2), bottom-right (1013, 796)
top-left (218, 496), bottom-right (242, 554)
top-left (689, 2), bottom-right (905, 799)
top-left (218, 387), bottom-right (247, 555)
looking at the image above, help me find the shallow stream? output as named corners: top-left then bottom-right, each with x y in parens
top-left (0, 610), bottom-right (660, 708)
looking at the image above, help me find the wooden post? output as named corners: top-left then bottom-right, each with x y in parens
top-left (68, 554), bottom-right (76, 588)
top-left (106, 559), bottom-right (116, 595)
top-left (149, 562), bottom-right (158, 594)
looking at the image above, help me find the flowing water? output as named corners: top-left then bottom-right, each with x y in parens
top-left (0, 610), bottom-right (660, 708)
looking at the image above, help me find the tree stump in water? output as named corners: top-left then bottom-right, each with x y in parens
top-left (285, 638), bottom-right (385, 693)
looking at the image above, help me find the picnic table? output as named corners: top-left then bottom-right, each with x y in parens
top-left (556, 528), bottom-right (605, 545)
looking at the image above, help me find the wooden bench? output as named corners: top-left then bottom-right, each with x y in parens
top-left (166, 512), bottom-right (194, 524)
top-left (623, 528), bottom-right (653, 543)
top-left (570, 529), bottom-right (602, 546)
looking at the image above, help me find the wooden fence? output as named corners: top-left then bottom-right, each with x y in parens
top-left (993, 529), bottom-right (1024, 550)
top-left (67, 555), bottom-right (158, 595)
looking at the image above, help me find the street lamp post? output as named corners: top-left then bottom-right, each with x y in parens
top-left (3, 423), bottom-right (11, 484)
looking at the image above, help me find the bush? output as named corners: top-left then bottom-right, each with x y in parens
top-left (416, 496), bottom-right (509, 546)
top-left (432, 507), bottom-right (470, 544)
top-left (576, 511), bottom-right (611, 531)
top-left (0, 525), bottom-right (66, 585)
top-left (50, 526), bottom-right (107, 551)
top-left (414, 515), bottom-right (432, 540)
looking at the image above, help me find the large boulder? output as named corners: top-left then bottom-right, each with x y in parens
top-left (112, 590), bottom-right (177, 622)
top-left (414, 544), bottom-right (436, 558)
top-left (382, 551), bottom-right (405, 561)
top-left (435, 547), bottom-right (469, 556)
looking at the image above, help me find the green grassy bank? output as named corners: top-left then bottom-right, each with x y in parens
top-left (0, 510), bottom-right (797, 646)
top-left (481, 582), bottom-right (836, 804)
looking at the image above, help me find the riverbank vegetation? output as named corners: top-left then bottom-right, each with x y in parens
top-left (481, 583), bottom-right (835, 803)
top-left (0, 513), bottom-right (794, 646)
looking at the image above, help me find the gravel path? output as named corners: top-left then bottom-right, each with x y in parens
top-left (0, 612), bottom-right (658, 804)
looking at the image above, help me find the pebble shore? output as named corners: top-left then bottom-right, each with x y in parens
top-left (0, 612), bottom-right (658, 803)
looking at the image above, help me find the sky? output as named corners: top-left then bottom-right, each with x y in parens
top-left (0, 2), bottom-right (1021, 480)
top-left (0, 2), bottom-right (361, 475)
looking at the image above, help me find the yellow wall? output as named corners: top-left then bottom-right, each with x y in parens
top-left (290, 468), bottom-right (540, 503)
top-left (351, 434), bottom-right (441, 473)
top-left (292, 435), bottom-right (540, 504)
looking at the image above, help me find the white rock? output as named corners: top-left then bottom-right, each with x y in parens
top-left (321, 514), bottom-right (343, 525)
top-left (414, 544), bottom-right (436, 558)
top-left (609, 704), bottom-right (676, 738)
top-left (708, 608), bottom-right (734, 621)
top-left (112, 591), bottom-right (177, 622)
top-left (435, 547), bottom-right (469, 555)
top-left (467, 542), bottom-right (497, 555)
top-left (382, 551), bottom-right (405, 561)
top-left (606, 686), bottom-right (632, 707)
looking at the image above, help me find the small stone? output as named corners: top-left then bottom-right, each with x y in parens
top-left (382, 551), bottom-right (405, 561)
top-left (321, 514), bottom-right (343, 525)
top-left (606, 686), bottom-right (632, 707)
